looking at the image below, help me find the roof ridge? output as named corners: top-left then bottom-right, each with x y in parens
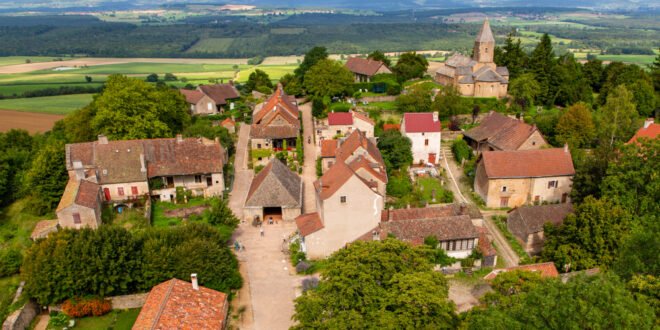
top-left (151, 279), bottom-right (176, 330)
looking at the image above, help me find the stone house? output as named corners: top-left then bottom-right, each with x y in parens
top-left (133, 275), bottom-right (228, 330)
top-left (30, 220), bottom-right (59, 240)
top-left (628, 118), bottom-right (659, 145)
top-left (221, 118), bottom-right (236, 134)
top-left (474, 146), bottom-right (575, 208)
top-left (250, 86), bottom-right (300, 151)
top-left (434, 19), bottom-right (509, 98)
top-left (66, 134), bottom-right (226, 204)
top-left (401, 112), bottom-right (442, 165)
top-left (477, 227), bottom-right (498, 268)
top-left (317, 111), bottom-right (375, 140)
top-left (295, 161), bottom-right (384, 259)
top-left (196, 82), bottom-right (240, 113)
top-left (507, 203), bottom-right (574, 255)
top-left (344, 57), bottom-right (392, 82)
top-left (55, 179), bottom-right (102, 229)
top-left (179, 89), bottom-right (217, 115)
top-left (243, 159), bottom-right (302, 222)
top-left (463, 111), bottom-right (547, 154)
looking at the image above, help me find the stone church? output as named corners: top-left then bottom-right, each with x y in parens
top-left (435, 19), bottom-right (509, 98)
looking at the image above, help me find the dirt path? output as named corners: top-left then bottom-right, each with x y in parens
top-left (483, 214), bottom-right (520, 267)
top-left (32, 314), bottom-right (49, 330)
top-left (299, 101), bottom-right (318, 213)
top-left (440, 145), bottom-right (469, 204)
top-left (448, 280), bottom-right (492, 313)
top-left (0, 109), bottom-right (63, 133)
top-left (227, 123), bottom-right (253, 216)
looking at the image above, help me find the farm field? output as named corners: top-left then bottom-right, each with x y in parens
top-left (30, 62), bottom-right (250, 75)
top-left (0, 94), bottom-right (93, 115)
top-left (0, 82), bottom-right (103, 97)
top-left (0, 56), bottom-right (74, 66)
top-left (237, 65), bottom-right (298, 83)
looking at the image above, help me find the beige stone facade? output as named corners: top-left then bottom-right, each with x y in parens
top-left (190, 94), bottom-right (217, 115)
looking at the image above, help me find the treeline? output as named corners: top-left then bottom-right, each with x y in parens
top-left (526, 25), bottom-right (660, 52)
top-left (0, 85), bottom-right (104, 100)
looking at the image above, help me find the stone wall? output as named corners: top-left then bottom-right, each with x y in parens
top-left (361, 95), bottom-right (396, 103)
top-left (2, 301), bottom-right (39, 330)
top-left (108, 293), bottom-right (149, 310)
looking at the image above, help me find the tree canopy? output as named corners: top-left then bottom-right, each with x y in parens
top-left (555, 102), bottom-right (595, 148)
top-left (294, 46), bottom-right (328, 82)
top-left (303, 59), bottom-right (353, 97)
top-left (377, 129), bottom-right (413, 171)
top-left (244, 69), bottom-right (273, 93)
top-left (367, 50), bottom-right (392, 67)
top-left (393, 52), bottom-right (428, 82)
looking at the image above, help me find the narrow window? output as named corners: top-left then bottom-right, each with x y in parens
top-left (131, 186), bottom-right (138, 195)
top-left (340, 196), bottom-right (347, 203)
top-left (195, 175), bottom-right (202, 183)
top-left (118, 187), bottom-right (124, 196)
top-left (502, 186), bottom-right (507, 192)
top-left (425, 139), bottom-right (429, 146)
top-left (73, 213), bottom-right (81, 224)
top-left (548, 180), bottom-right (557, 189)
top-left (336, 130), bottom-right (341, 134)
top-left (257, 143), bottom-right (261, 148)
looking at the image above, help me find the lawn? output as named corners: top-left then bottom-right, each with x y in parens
top-left (0, 94), bottom-right (93, 115)
top-left (0, 73), bottom-right (108, 84)
top-left (33, 63), bottom-right (247, 75)
top-left (0, 276), bottom-right (21, 324)
top-left (594, 54), bottom-right (656, 66)
top-left (0, 198), bottom-right (54, 253)
top-left (44, 308), bottom-right (141, 330)
top-left (151, 198), bottom-right (210, 227)
top-left (237, 65), bottom-right (297, 83)
top-left (417, 177), bottom-right (454, 203)
top-left (364, 101), bottom-right (397, 111)
top-left (0, 83), bottom-right (103, 97)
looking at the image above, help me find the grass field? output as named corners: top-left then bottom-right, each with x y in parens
top-left (186, 38), bottom-right (235, 53)
top-left (0, 82), bottom-right (103, 97)
top-left (237, 65), bottom-right (297, 83)
top-left (0, 94), bottom-right (93, 114)
top-left (33, 63), bottom-right (248, 75)
top-left (0, 56), bottom-right (73, 66)
top-left (595, 55), bottom-right (656, 66)
top-left (43, 308), bottom-right (141, 330)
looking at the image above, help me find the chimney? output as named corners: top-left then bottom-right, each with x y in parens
top-left (191, 274), bottom-right (199, 290)
top-left (73, 160), bottom-right (85, 180)
top-left (643, 118), bottom-right (654, 129)
top-left (432, 111), bottom-right (439, 122)
top-left (97, 135), bottom-right (108, 144)
top-left (564, 142), bottom-right (569, 153)
top-left (139, 153), bottom-right (146, 173)
top-left (176, 134), bottom-right (183, 143)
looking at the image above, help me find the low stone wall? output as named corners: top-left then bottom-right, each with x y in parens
top-left (2, 301), bottom-right (39, 330)
top-left (361, 95), bottom-right (396, 103)
top-left (108, 293), bottom-right (149, 310)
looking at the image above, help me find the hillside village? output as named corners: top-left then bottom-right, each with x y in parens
top-left (0, 17), bottom-right (658, 330)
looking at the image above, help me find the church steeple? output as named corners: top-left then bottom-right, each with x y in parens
top-left (473, 18), bottom-right (495, 63)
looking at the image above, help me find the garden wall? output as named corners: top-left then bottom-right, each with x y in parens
top-left (108, 293), bottom-right (149, 310)
top-left (2, 301), bottom-right (39, 330)
top-left (361, 95), bottom-right (396, 103)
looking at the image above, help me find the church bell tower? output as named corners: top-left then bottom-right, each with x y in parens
top-left (473, 18), bottom-right (495, 63)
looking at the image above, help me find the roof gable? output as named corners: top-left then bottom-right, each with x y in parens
top-left (481, 148), bottom-right (575, 178)
top-left (315, 161), bottom-right (376, 200)
top-left (627, 122), bottom-right (660, 145)
top-left (245, 159), bottom-right (302, 208)
top-left (335, 130), bottom-right (384, 166)
top-left (464, 111), bottom-right (540, 150)
top-left (508, 203), bottom-right (574, 236)
top-left (197, 83), bottom-right (239, 105)
top-left (475, 18), bottom-right (495, 43)
top-left (344, 57), bottom-right (388, 76)
top-left (179, 89), bottom-right (205, 104)
top-left (56, 179), bottom-right (100, 212)
top-left (295, 212), bottom-right (324, 237)
top-left (402, 113), bottom-right (442, 133)
top-left (348, 156), bottom-right (388, 183)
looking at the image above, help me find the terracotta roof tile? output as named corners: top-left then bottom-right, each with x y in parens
top-left (381, 214), bottom-right (478, 243)
top-left (402, 113), bottom-right (442, 133)
top-left (320, 139), bottom-right (338, 158)
top-left (507, 203), bottom-right (573, 238)
top-left (348, 155), bottom-right (388, 183)
top-left (627, 122), bottom-right (660, 145)
top-left (476, 227), bottom-right (497, 256)
top-left (328, 112), bottom-right (353, 125)
top-left (381, 205), bottom-right (457, 222)
top-left (483, 262), bottom-right (559, 280)
top-left (56, 179), bottom-right (99, 212)
top-left (245, 159), bottom-right (302, 208)
top-left (249, 125), bottom-right (298, 139)
top-left (344, 57), bottom-right (389, 76)
top-left (30, 219), bottom-right (59, 240)
top-left (314, 161), bottom-right (356, 200)
top-left (178, 89), bottom-right (204, 104)
top-left (481, 148), bottom-right (574, 178)
top-left (464, 111), bottom-right (542, 150)
top-left (295, 212), bottom-right (324, 237)
top-left (254, 87), bottom-right (299, 124)
top-left (221, 118), bottom-right (235, 127)
top-left (132, 278), bottom-right (227, 330)
top-left (197, 83), bottom-right (239, 105)
top-left (335, 130), bottom-right (384, 166)
top-left (353, 111), bottom-right (375, 125)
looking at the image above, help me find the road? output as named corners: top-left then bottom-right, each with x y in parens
top-left (299, 101), bottom-right (318, 213)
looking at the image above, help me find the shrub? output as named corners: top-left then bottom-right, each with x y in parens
top-left (302, 277), bottom-right (319, 293)
top-left (254, 165), bottom-right (265, 174)
top-left (175, 187), bottom-right (185, 204)
top-left (0, 248), bottom-right (22, 277)
top-left (62, 297), bottom-right (111, 318)
top-left (48, 312), bottom-right (70, 326)
top-left (312, 97), bottom-right (325, 118)
top-left (204, 197), bottom-right (239, 228)
top-left (451, 138), bottom-right (472, 164)
top-left (296, 261), bottom-right (310, 274)
top-left (386, 172), bottom-right (413, 198)
top-left (316, 157), bottom-right (322, 177)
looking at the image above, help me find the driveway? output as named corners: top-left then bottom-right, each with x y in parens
top-left (299, 101), bottom-right (318, 214)
top-left (228, 123), bottom-right (253, 216)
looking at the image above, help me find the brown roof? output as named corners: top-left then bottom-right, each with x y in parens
top-left (353, 111), bottom-right (375, 125)
top-left (344, 57), bottom-right (389, 77)
top-left (484, 262), bottom-right (559, 280)
top-left (320, 139), bottom-right (338, 158)
top-left (179, 89), bottom-right (205, 104)
top-left (30, 219), bottom-right (59, 240)
top-left (221, 118), bottom-right (235, 127)
top-left (507, 203), bottom-right (573, 238)
top-left (480, 148), bottom-right (574, 179)
top-left (132, 278), bottom-right (227, 330)
top-left (197, 83), bottom-right (239, 105)
top-left (295, 212), bottom-right (324, 237)
top-left (381, 205), bottom-right (457, 222)
top-left (348, 156), bottom-right (387, 183)
top-left (249, 125), bottom-right (298, 139)
top-left (628, 121), bottom-right (660, 145)
top-left (56, 179), bottom-right (100, 213)
top-left (476, 227), bottom-right (497, 257)
top-left (381, 214), bottom-right (478, 244)
top-left (335, 130), bottom-right (384, 166)
top-left (244, 159), bottom-right (302, 208)
top-left (464, 111), bottom-right (543, 150)
top-left (254, 87), bottom-right (299, 125)
top-left (314, 161), bottom-right (365, 200)
top-left (67, 136), bottom-right (224, 184)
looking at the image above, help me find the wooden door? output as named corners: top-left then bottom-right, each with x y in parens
top-left (428, 153), bottom-right (436, 164)
top-left (500, 197), bottom-right (509, 207)
top-left (561, 193), bottom-right (568, 203)
top-left (103, 188), bottom-right (111, 201)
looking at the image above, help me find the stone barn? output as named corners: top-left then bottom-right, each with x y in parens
top-left (243, 159), bottom-right (302, 222)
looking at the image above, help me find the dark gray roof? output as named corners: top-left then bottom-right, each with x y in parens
top-left (457, 66), bottom-right (473, 75)
top-left (446, 54), bottom-right (475, 68)
top-left (475, 18), bottom-right (495, 43)
top-left (475, 69), bottom-right (507, 83)
top-left (507, 203), bottom-right (574, 239)
top-left (496, 66), bottom-right (509, 76)
top-left (459, 75), bottom-right (475, 84)
top-left (245, 159), bottom-right (302, 208)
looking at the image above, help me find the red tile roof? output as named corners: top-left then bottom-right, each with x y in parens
top-left (197, 83), bottom-right (239, 105)
top-left (481, 148), bottom-right (574, 178)
top-left (254, 87), bottom-right (299, 125)
top-left (328, 112), bottom-right (353, 125)
top-left (476, 227), bottom-right (497, 257)
top-left (249, 125), bottom-right (298, 139)
top-left (314, 161), bottom-right (356, 200)
top-left (348, 155), bottom-right (388, 183)
top-left (30, 219), bottom-right (58, 240)
top-left (344, 57), bottom-right (389, 76)
top-left (483, 262), bottom-right (559, 280)
top-left (403, 113), bottom-right (442, 133)
top-left (381, 205), bottom-right (457, 222)
top-left (383, 124), bottom-right (400, 132)
top-left (179, 89), bottom-right (205, 104)
top-left (335, 130), bottom-right (384, 166)
top-left (353, 111), bottom-right (375, 125)
top-left (132, 278), bottom-right (228, 330)
top-left (627, 122), bottom-right (660, 145)
top-left (56, 179), bottom-right (100, 212)
top-left (464, 111), bottom-right (545, 150)
top-left (295, 212), bottom-right (324, 237)
top-left (320, 139), bottom-right (338, 158)
top-left (221, 118), bottom-right (235, 127)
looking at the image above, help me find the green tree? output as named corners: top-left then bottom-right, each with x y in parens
top-left (90, 75), bottom-right (190, 140)
top-left (555, 102), bottom-right (595, 148)
top-left (508, 73), bottom-right (540, 110)
top-left (145, 73), bottom-right (158, 82)
top-left (496, 32), bottom-right (527, 80)
top-left (23, 139), bottom-right (68, 214)
top-left (628, 80), bottom-right (656, 117)
top-left (395, 84), bottom-right (432, 113)
top-left (480, 270), bottom-right (546, 305)
top-left (182, 119), bottom-right (233, 148)
top-left (294, 46), bottom-right (328, 82)
top-left (431, 85), bottom-right (467, 120)
top-left (597, 84), bottom-right (640, 146)
top-left (291, 239), bottom-right (458, 329)
top-left (303, 59), bottom-right (353, 97)
top-left (649, 48), bottom-right (660, 92)
top-left (569, 143), bottom-right (616, 203)
top-left (163, 73), bottom-right (177, 81)
top-left (542, 196), bottom-right (633, 271)
top-left (367, 50), bottom-right (392, 67)
top-left (204, 197), bottom-right (239, 228)
top-left (614, 218), bottom-right (660, 280)
top-left (280, 73), bottom-right (303, 96)
top-left (311, 97), bottom-right (325, 118)
top-left (582, 58), bottom-right (604, 92)
top-left (244, 69), bottom-right (273, 93)
top-left (393, 52), bottom-right (428, 83)
top-left (529, 33), bottom-right (556, 105)
top-left (550, 54), bottom-right (593, 106)
top-left (377, 129), bottom-right (413, 171)
top-left (626, 274), bottom-right (660, 327)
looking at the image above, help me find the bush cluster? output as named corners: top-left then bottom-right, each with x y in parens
top-left (451, 138), bottom-right (473, 164)
top-left (62, 296), bottom-right (111, 318)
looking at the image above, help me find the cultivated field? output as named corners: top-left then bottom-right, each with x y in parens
top-left (0, 94), bottom-right (93, 115)
top-left (0, 109), bottom-right (64, 133)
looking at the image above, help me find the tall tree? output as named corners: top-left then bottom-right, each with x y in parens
top-left (508, 73), bottom-right (540, 110)
top-left (528, 33), bottom-right (556, 105)
top-left (294, 46), bottom-right (328, 82)
top-left (23, 139), bottom-right (68, 213)
top-left (597, 84), bottom-right (640, 145)
top-left (649, 48), bottom-right (660, 92)
top-left (395, 84), bottom-right (433, 113)
top-left (569, 143), bottom-right (616, 203)
top-left (550, 54), bottom-right (593, 106)
top-left (393, 52), bottom-right (428, 83)
top-left (496, 32), bottom-right (527, 80)
top-left (582, 58), bottom-right (605, 92)
top-left (367, 50), bottom-right (392, 67)
top-left (431, 85), bottom-right (467, 120)
top-left (377, 129), bottom-right (413, 171)
top-left (244, 69), bottom-right (273, 93)
top-left (303, 59), bottom-right (353, 97)
top-left (555, 102), bottom-right (595, 148)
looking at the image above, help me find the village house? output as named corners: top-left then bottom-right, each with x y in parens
top-left (179, 89), bottom-right (217, 115)
top-left (344, 57), bottom-right (392, 82)
top-left (463, 111), bottom-right (547, 154)
top-left (477, 227), bottom-right (498, 268)
top-left (55, 179), bottom-right (102, 229)
top-left (133, 275), bottom-right (228, 330)
top-left (221, 117), bottom-right (236, 134)
top-left (295, 161), bottom-right (385, 259)
top-left (507, 203), bottom-right (574, 255)
top-left (401, 112), bottom-right (442, 165)
top-left (66, 134), bottom-right (226, 205)
top-left (474, 146), bottom-right (575, 208)
top-left (484, 262), bottom-right (559, 280)
top-left (196, 82), bottom-right (240, 112)
top-left (250, 85), bottom-right (300, 151)
top-left (243, 159), bottom-right (302, 222)
top-left (434, 19), bottom-right (509, 98)
top-left (317, 111), bottom-right (375, 140)
top-left (628, 118), bottom-right (659, 144)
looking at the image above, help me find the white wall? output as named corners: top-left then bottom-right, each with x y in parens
top-left (403, 131), bottom-right (441, 165)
